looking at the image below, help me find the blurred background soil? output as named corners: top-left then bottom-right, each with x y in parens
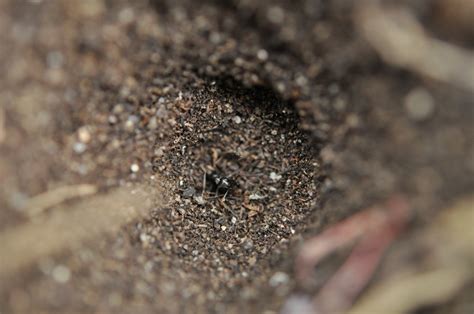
top-left (0, 0), bottom-right (473, 313)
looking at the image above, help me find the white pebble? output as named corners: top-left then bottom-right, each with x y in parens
top-left (257, 49), bottom-right (268, 61)
top-left (73, 142), bottom-right (86, 154)
top-left (108, 115), bottom-right (118, 124)
top-left (267, 6), bottom-right (284, 24)
top-left (269, 271), bottom-right (289, 287)
top-left (404, 87), bottom-right (435, 121)
top-left (124, 115), bottom-right (139, 131)
top-left (77, 126), bottom-right (91, 143)
top-left (52, 265), bottom-right (71, 283)
top-left (193, 195), bottom-right (206, 205)
top-left (249, 193), bottom-right (265, 200)
top-left (281, 295), bottom-right (315, 314)
top-left (232, 115), bottom-right (242, 124)
top-left (270, 172), bottom-right (282, 182)
top-left (130, 163), bottom-right (140, 173)
top-left (147, 116), bottom-right (158, 130)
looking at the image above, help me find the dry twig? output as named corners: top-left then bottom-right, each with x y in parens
top-left (0, 184), bottom-right (156, 281)
top-left (24, 184), bottom-right (98, 217)
top-left (356, 1), bottom-right (474, 92)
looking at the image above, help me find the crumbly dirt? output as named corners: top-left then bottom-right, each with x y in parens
top-left (1, 0), bottom-right (473, 313)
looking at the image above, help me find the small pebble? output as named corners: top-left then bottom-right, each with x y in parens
top-left (404, 87), bottom-right (435, 121)
top-left (182, 187), bottom-right (196, 198)
top-left (77, 126), bottom-right (91, 143)
top-left (140, 233), bottom-right (151, 245)
top-left (281, 295), bottom-right (315, 314)
top-left (249, 193), bottom-right (265, 200)
top-left (154, 147), bottom-right (165, 156)
top-left (130, 163), bottom-right (140, 173)
top-left (147, 116), bottom-right (158, 130)
top-left (267, 6), bottom-right (285, 24)
top-left (257, 49), bottom-right (268, 61)
top-left (270, 172), bottom-right (282, 182)
top-left (156, 106), bottom-right (168, 118)
top-left (73, 142), bottom-right (86, 154)
top-left (269, 271), bottom-right (289, 287)
top-left (243, 239), bottom-right (254, 251)
top-left (124, 115), bottom-right (139, 131)
top-left (113, 104), bottom-right (124, 114)
top-left (193, 195), bottom-right (206, 205)
top-left (51, 265), bottom-right (71, 283)
top-left (232, 115), bottom-right (242, 124)
top-left (108, 115), bottom-right (118, 124)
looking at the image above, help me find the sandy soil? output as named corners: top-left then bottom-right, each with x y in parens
top-left (0, 0), bottom-right (473, 313)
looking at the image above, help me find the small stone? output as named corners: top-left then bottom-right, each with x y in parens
top-left (182, 187), bottom-right (195, 198)
top-left (124, 115), bottom-right (139, 131)
top-left (249, 193), bottom-right (265, 200)
top-left (77, 126), bottom-right (91, 143)
top-left (147, 116), bottom-right (158, 130)
top-left (270, 172), bottom-right (282, 182)
top-left (404, 87), bottom-right (435, 121)
top-left (295, 75), bottom-right (307, 86)
top-left (73, 142), bottom-right (86, 154)
top-left (267, 6), bottom-right (284, 24)
top-left (118, 7), bottom-right (134, 24)
top-left (108, 115), bottom-right (118, 124)
top-left (113, 104), bottom-right (124, 114)
top-left (269, 271), bottom-right (289, 287)
top-left (130, 163), bottom-right (140, 173)
top-left (220, 225), bottom-right (227, 231)
top-left (232, 115), bottom-right (242, 124)
top-left (52, 265), bottom-right (71, 283)
top-left (154, 147), bottom-right (165, 156)
top-left (140, 233), bottom-right (151, 245)
top-left (281, 295), bottom-right (315, 314)
top-left (243, 239), bottom-right (254, 251)
top-left (193, 195), bottom-right (206, 205)
top-left (156, 106), bottom-right (168, 118)
top-left (257, 49), bottom-right (268, 61)
top-left (129, 115), bottom-right (139, 123)
top-left (248, 256), bottom-right (257, 266)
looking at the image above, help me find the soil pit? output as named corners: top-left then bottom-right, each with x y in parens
top-left (1, 1), bottom-right (473, 313)
top-left (137, 76), bottom-right (320, 297)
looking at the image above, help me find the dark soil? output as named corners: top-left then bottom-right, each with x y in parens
top-left (1, 0), bottom-right (473, 313)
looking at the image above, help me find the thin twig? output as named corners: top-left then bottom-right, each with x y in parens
top-left (0, 184), bottom-right (155, 280)
top-left (356, 1), bottom-right (474, 92)
top-left (25, 184), bottom-right (98, 217)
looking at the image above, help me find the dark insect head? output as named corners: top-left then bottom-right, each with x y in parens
top-left (206, 171), bottom-right (233, 195)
